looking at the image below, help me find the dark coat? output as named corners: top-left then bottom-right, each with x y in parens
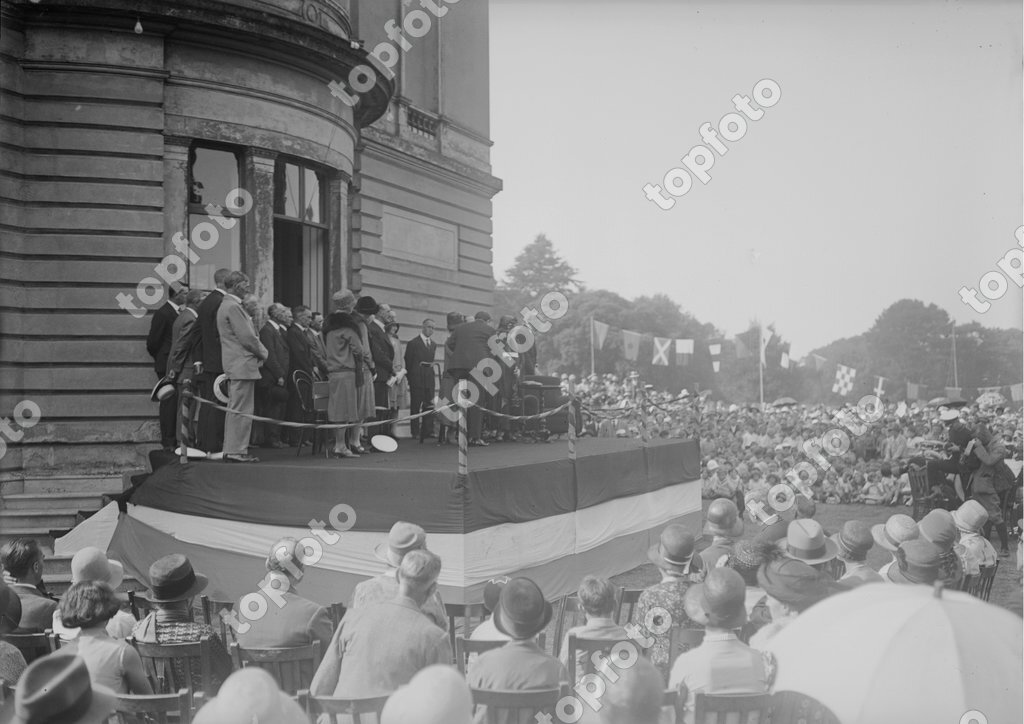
top-left (260, 322), bottom-right (290, 384)
top-left (287, 324), bottom-right (315, 379)
top-left (197, 289), bottom-right (226, 374)
top-left (403, 335), bottom-right (437, 390)
top-left (366, 320), bottom-right (394, 378)
top-left (446, 319), bottom-right (496, 371)
top-left (146, 301), bottom-right (178, 376)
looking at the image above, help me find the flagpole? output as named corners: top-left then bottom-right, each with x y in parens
top-left (951, 322), bottom-right (958, 388)
top-left (590, 316), bottom-right (595, 376)
top-left (759, 324), bottom-right (765, 410)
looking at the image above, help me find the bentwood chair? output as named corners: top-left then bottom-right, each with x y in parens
top-left (112, 689), bottom-right (194, 724)
top-left (1, 630), bottom-right (59, 664)
top-left (967, 561), bottom-right (999, 601)
top-left (130, 636), bottom-right (216, 695)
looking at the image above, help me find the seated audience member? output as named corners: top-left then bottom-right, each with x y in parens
top-left (871, 514), bottom-right (920, 579)
top-left (235, 537), bottom-right (332, 653)
top-left (699, 498), bottom-right (744, 570)
top-left (0, 538), bottom-right (57, 633)
top-left (350, 521), bottom-right (448, 631)
top-left (726, 539), bottom-right (778, 640)
top-left (0, 653), bottom-right (117, 724)
top-left (193, 667), bottom-right (307, 724)
top-left (831, 521), bottom-right (883, 585)
top-left (886, 539), bottom-right (943, 585)
top-left (53, 547), bottom-right (136, 641)
top-left (311, 549), bottom-right (450, 698)
top-left (953, 500), bottom-right (998, 575)
top-left (0, 581), bottom-right (27, 686)
top-left (467, 577), bottom-right (567, 724)
top-left (132, 554), bottom-right (234, 694)
top-left (470, 578), bottom-right (512, 642)
top-left (577, 656), bottom-right (664, 724)
top-left (670, 569), bottom-right (773, 724)
top-left (559, 576), bottom-right (628, 679)
top-left (59, 581), bottom-right (153, 695)
top-left (634, 525), bottom-right (703, 678)
top-left (917, 508), bottom-right (967, 589)
top-left (381, 665), bottom-right (474, 724)
top-left (858, 471), bottom-right (889, 505)
top-left (749, 558), bottom-right (844, 650)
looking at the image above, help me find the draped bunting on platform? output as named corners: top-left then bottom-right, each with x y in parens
top-left (652, 337), bottom-right (672, 366)
top-left (675, 339), bottom-right (694, 366)
top-left (592, 319), bottom-right (609, 350)
top-left (622, 330), bottom-right (642, 361)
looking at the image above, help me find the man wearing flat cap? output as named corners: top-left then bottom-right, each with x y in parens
top-left (669, 568), bottom-right (773, 724)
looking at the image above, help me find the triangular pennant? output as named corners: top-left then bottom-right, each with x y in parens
top-left (592, 319), bottom-right (609, 350)
top-left (760, 328), bottom-right (771, 367)
top-left (622, 330), bottom-right (642, 362)
top-left (652, 337), bottom-right (672, 366)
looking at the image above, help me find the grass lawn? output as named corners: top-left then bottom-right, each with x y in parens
top-left (609, 502), bottom-right (1023, 617)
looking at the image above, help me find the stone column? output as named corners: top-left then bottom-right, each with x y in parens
top-left (242, 148), bottom-right (277, 307)
top-left (163, 137), bottom-right (190, 258)
top-left (327, 172), bottom-right (351, 295)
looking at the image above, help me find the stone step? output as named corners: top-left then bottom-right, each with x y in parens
top-left (2, 493), bottom-right (107, 511)
top-left (0, 509), bottom-right (84, 530)
top-left (20, 475), bottom-right (126, 495)
top-left (0, 528), bottom-right (58, 556)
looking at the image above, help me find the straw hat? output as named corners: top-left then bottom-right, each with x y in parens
top-left (374, 522), bottom-right (427, 568)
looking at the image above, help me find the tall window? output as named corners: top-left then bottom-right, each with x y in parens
top-left (188, 146), bottom-right (242, 290)
top-left (273, 160), bottom-right (328, 312)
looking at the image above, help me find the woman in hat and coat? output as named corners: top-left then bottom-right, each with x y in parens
top-left (323, 291), bottom-right (371, 457)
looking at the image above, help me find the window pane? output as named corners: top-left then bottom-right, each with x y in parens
top-left (188, 213), bottom-right (240, 290)
top-left (304, 168), bottom-right (321, 223)
top-left (273, 162), bottom-right (301, 218)
top-left (190, 148), bottom-right (238, 208)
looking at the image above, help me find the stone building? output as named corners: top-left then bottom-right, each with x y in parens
top-left (0, 0), bottom-right (501, 474)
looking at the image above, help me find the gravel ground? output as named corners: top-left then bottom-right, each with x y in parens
top-left (609, 501), bottom-right (1023, 617)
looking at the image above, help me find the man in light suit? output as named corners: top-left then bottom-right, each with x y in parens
top-left (166, 289), bottom-right (206, 444)
top-left (216, 271), bottom-right (268, 463)
top-left (256, 303), bottom-right (291, 448)
top-left (147, 283), bottom-right (187, 450)
top-left (404, 319), bottom-right (437, 439)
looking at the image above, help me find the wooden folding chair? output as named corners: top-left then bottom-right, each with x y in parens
top-left (298, 689), bottom-right (389, 724)
top-left (908, 467), bottom-right (939, 521)
top-left (128, 590), bottom-right (154, 621)
top-left (455, 635), bottom-right (506, 675)
top-left (771, 690), bottom-right (841, 724)
top-left (2, 630), bottom-right (59, 664)
top-left (201, 595), bottom-right (236, 643)
top-left (112, 689), bottom-right (193, 724)
top-left (131, 636), bottom-right (216, 695)
top-left (566, 634), bottom-right (643, 684)
top-left (968, 561), bottom-right (999, 601)
top-left (616, 588), bottom-right (644, 625)
top-left (692, 692), bottom-right (772, 724)
top-left (445, 602), bottom-right (487, 659)
top-left (470, 687), bottom-right (562, 724)
top-left (667, 626), bottom-right (705, 669)
top-left (229, 641), bottom-right (321, 695)
top-left (328, 602), bottom-right (347, 630)
top-left (551, 595), bottom-right (586, 658)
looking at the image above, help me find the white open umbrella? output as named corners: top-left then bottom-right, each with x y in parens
top-left (769, 583), bottom-right (1022, 724)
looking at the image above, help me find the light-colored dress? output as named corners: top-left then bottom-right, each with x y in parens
top-left (356, 321), bottom-right (375, 420)
top-left (387, 333), bottom-right (408, 409)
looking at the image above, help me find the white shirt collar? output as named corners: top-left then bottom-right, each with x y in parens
top-left (224, 292), bottom-right (241, 303)
top-left (168, 300), bottom-right (181, 313)
top-left (421, 334), bottom-right (433, 345)
top-left (373, 318), bottom-right (385, 330)
top-left (184, 307), bottom-right (198, 319)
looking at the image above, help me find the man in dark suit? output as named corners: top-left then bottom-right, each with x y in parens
top-left (356, 296), bottom-right (394, 437)
top-left (446, 311), bottom-right (497, 446)
top-left (308, 311), bottom-right (328, 380)
top-left (217, 271), bottom-right (267, 463)
top-left (255, 303), bottom-right (291, 448)
top-left (195, 268), bottom-right (230, 453)
top-left (146, 283), bottom-right (187, 450)
top-left (166, 289), bottom-right (206, 444)
top-left (404, 319), bottom-right (437, 439)
top-left (285, 305), bottom-right (321, 443)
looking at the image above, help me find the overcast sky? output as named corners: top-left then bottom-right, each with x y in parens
top-left (489, 0), bottom-right (1022, 357)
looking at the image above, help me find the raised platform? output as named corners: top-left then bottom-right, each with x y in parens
top-left (106, 438), bottom-right (702, 605)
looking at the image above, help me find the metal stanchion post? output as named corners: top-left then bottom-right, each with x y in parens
top-left (178, 379), bottom-right (193, 464)
top-left (567, 380), bottom-right (577, 462)
top-left (457, 380), bottom-right (469, 479)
